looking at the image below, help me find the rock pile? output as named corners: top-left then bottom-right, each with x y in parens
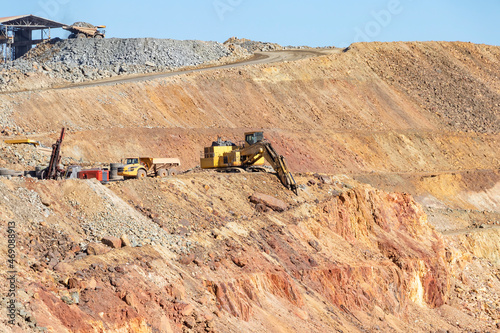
top-left (0, 37), bottom-right (241, 88)
top-left (224, 36), bottom-right (284, 52)
top-left (352, 42), bottom-right (500, 134)
top-left (72, 21), bottom-right (95, 28)
top-left (0, 140), bottom-right (83, 170)
top-left (77, 179), bottom-right (193, 253)
top-left (0, 141), bottom-right (48, 169)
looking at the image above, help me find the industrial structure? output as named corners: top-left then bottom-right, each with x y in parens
top-left (0, 14), bottom-right (64, 61)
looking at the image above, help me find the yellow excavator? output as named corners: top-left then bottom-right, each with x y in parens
top-left (201, 131), bottom-right (298, 194)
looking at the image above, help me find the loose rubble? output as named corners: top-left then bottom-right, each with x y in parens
top-left (0, 37), bottom-right (251, 91)
top-left (0, 39), bottom-right (498, 333)
top-left (224, 36), bottom-right (284, 52)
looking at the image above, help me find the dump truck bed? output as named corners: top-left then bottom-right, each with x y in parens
top-left (63, 25), bottom-right (96, 34)
top-left (141, 157), bottom-right (181, 165)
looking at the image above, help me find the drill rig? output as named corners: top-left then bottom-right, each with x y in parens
top-left (41, 128), bottom-right (65, 180)
top-left (201, 131), bottom-right (298, 194)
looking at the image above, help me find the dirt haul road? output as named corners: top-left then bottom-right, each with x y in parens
top-left (53, 49), bottom-right (339, 90)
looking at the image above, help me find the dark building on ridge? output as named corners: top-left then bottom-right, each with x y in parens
top-left (0, 14), bottom-right (64, 61)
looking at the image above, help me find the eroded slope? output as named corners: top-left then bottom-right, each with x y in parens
top-left (0, 173), bottom-right (498, 332)
top-left (0, 42), bottom-right (498, 175)
top-left (0, 41), bottom-right (499, 332)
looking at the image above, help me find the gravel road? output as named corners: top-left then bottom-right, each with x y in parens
top-left (54, 49), bottom-right (339, 90)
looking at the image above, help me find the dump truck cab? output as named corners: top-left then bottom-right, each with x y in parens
top-left (125, 157), bottom-right (141, 166)
top-left (118, 158), bottom-right (146, 179)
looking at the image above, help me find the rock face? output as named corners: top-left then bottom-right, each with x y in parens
top-left (351, 42), bottom-right (500, 134)
top-left (205, 187), bottom-right (450, 326)
top-left (2, 42), bottom-right (498, 176)
top-left (0, 168), bottom-right (498, 332)
top-left (0, 40), bottom-right (499, 333)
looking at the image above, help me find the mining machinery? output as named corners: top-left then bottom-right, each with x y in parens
top-left (201, 131), bottom-right (298, 194)
top-left (41, 127), bottom-right (65, 180)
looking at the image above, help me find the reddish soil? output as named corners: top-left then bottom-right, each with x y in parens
top-left (0, 41), bottom-right (499, 332)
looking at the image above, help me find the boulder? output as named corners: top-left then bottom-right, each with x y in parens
top-left (53, 262), bottom-right (72, 273)
top-left (39, 192), bottom-right (52, 207)
top-left (249, 192), bottom-right (287, 212)
top-left (82, 278), bottom-right (97, 290)
top-left (169, 283), bottom-right (186, 301)
top-left (101, 236), bottom-right (122, 249)
top-left (67, 277), bottom-right (80, 289)
top-left (308, 239), bottom-right (322, 252)
top-left (120, 234), bottom-right (132, 247)
top-left (123, 293), bottom-right (137, 308)
top-left (179, 253), bottom-right (195, 265)
top-left (232, 256), bottom-right (247, 268)
top-left (180, 303), bottom-right (194, 316)
top-left (87, 242), bottom-right (110, 255)
top-left (184, 317), bottom-right (195, 329)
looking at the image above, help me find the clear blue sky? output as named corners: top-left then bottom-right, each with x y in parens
top-left (3, 0), bottom-right (499, 47)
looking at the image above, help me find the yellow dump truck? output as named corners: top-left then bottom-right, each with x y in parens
top-left (118, 157), bottom-right (180, 179)
top-left (63, 24), bottom-right (106, 39)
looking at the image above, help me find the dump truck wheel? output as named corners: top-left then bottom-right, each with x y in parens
top-left (94, 34), bottom-right (104, 39)
top-left (136, 169), bottom-right (147, 179)
top-left (76, 33), bottom-right (86, 39)
top-left (156, 169), bottom-right (167, 178)
top-left (168, 168), bottom-right (178, 176)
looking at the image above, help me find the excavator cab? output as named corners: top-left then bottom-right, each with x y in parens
top-left (245, 131), bottom-right (264, 146)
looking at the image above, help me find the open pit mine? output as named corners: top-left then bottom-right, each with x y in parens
top-left (0, 35), bottom-right (499, 332)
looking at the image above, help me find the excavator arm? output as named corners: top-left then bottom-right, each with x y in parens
top-left (239, 141), bottom-right (298, 195)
